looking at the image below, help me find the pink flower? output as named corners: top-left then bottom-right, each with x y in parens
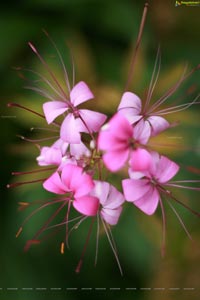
top-left (98, 113), bottom-right (152, 172)
top-left (122, 153), bottom-right (180, 215)
top-left (37, 138), bottom-right (91, 170)
top-left (118, 91), bottom-right (170, 139)
top-left (90, 181), bottom-right (125, 225)
top-left (43, 164), bottom-right (99, 216)
top-left (43, 81), bottom-right (107, 143)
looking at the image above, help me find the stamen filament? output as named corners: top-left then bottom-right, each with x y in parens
top-left (125, 2), bottom-right (149, 90)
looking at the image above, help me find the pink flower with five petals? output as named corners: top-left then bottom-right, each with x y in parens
top-left (118, 91), bottom-right (170, 140)
top-left (122, 153), bottom-right (180, 215)
top-left (43, 81), bottom-right (107, 143)
top-left (98, 113), bottom-right (152, 172)
top-left (43, 164), bottom-right (99, 216)
top-left (91, 181), bottom-right (125, 225)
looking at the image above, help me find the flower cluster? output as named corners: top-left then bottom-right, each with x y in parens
top-left (8, 9), bottom-right (200, 273)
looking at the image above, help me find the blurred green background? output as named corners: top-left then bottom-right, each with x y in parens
top-left (1, 0), bottom-right (200, 299)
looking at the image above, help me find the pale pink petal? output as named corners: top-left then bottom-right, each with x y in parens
top-left (155, 156), bottom-right (180, 183)
top-left (148, 151), bottom-right (160, 176)
top-left (118, 108), bottom-right (142, 124)
top-left (130, 148), bottom-right (152, 172)
top-left (118, 92), bottom-right (142, 115)
top-left (133, 119), bottom-right (151, 144)
top-left (60, 113), bottom-right (81, 143)
top-left (101, 206), bottom-right (123, 225)
top-left (43, 101), bottom-right (68, 124)
top-left (103, 149), bottom-right (130, 172)
top-left (91, 181), bottom-right (124, 208)
top-left (128, 169), bottom-right (146, 179)
top-left (52, 138), bottom-right (69, 155)
top-left (43, 172), bottom-right (68, 194)
top-left (73, 196), bottom-right (99, 216)
top-left (133, 186), bottom-right (160, 215)
top-left (58, 156), bottom-right (77, 171)
top-left (122, 178), bottom-right (150, 202)
top-left (70, 142), bottom-right (91, 159)
top-left (91, 181), bottom-right (110, 205)
top-left (102, 185), bottom-right (125, 209)
top-left (79, 109), bottom-right (107, 132)
top-left (70, 81), bottom-right (94, 106)
top-left (148, 116), bottom-right (170, 136)
top-left (37, 147), bottom-right (62, 166)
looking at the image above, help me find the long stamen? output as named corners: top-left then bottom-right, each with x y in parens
top-left (149, 64), bottom-right (200, 114)
top-left (166, 198), bottom-right (193, 240)
top-left (12, 167), bottom-right (56, 176)
top-left (21, 67), bottom-right (68, 101)
top-left (44, 216), bottom-right (83, 231)
top-left (125, 2), bottom-right (149, 91)
top-left (17, 135), bottom-right (59, 143)
top-left (153, 94), bottom-right (200, 116)
top-left (7, 178), bottom-right (46, 188)
top-left (144, 45), bottom-right (161, 112)
top-left (164, 189), bottom-right (200, 218)
top-left (65, 200), bottom-right (72, 248)
top-left (28, 42), bottom-right (69, 101)
top-left (7, 102), bottom-right (60, 127)
top-left (166, 183), bottom-right (200, 192)
top-left (30, 127), bottom-right (59, 133)
top-left (24, 85), bottom-right (57, 102)
top-left (42, 29), bottom-right (71, 92)
top-left (95, 213), bottom-right (100, 266)
top-left (159, 198), bottom-right (166, 258)
top-left (75, 217), bottom-right (95, 273)
top-left (186, 166), bottom-right (200, 175)
top-left (101, 217), bottom-right (123, 276)
top-left (16, 198), bottom-right (68, 239)
top-left (24, 201), bottom-right (68, 252)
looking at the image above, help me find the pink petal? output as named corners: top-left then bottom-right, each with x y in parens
top-left (133, 119), bottom-right (151, 144)
top-left (43, 172), bottom-right (68, 194)
top-left (118, 92), bottom-right (142, 114)
top-left (130, 148), bottom-right (152, 172)
top-left (70, 142), bottom-right (91, 159)
top-left (73, 196), bottom-right (99, 216)
top-left (122, 178), bottom-right (150, 202)
top-left (155, 156), bottom-right (180, 183)
top-left (60, 113), bottom-right (81, 143)
top-left (101, 206), bottom-right (123, 225)
top-left (61, 164), bottom-right (94, 197)
top-left (148, 116), bottom-right (170, 136)
top-left (133, 186), bottom-right (159, 215)
top-left (109, 113), bottom-right (133, 139)
top-left (102, 184), bottom-right (125, 209)
top-left (70, 81), bottom-right (94, 106)
top-left (79, 109), bottom-right (107, 132)
top-left (91, 181), bottom-right (110, 205)
top-left (98, 113), bottom-right (133, 151)
top-left (98, 129), bottom-right (129, 152)
top-left (118, 109), bottom-right (142, 124)
top-left (52, 139), bottom-right (69, 155)
top-left (91, 181), bottom-right (124, 209)
top-left (37, 147), bottom-right (62, 166)
top-left (128, 169), bottom-right (146, 179)
top-left (58, 156), bottom-right (77, 171)
top-left (43, 101), bottom-right (68, 124)
top-left (103, 149), bottom-right (130, 172)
